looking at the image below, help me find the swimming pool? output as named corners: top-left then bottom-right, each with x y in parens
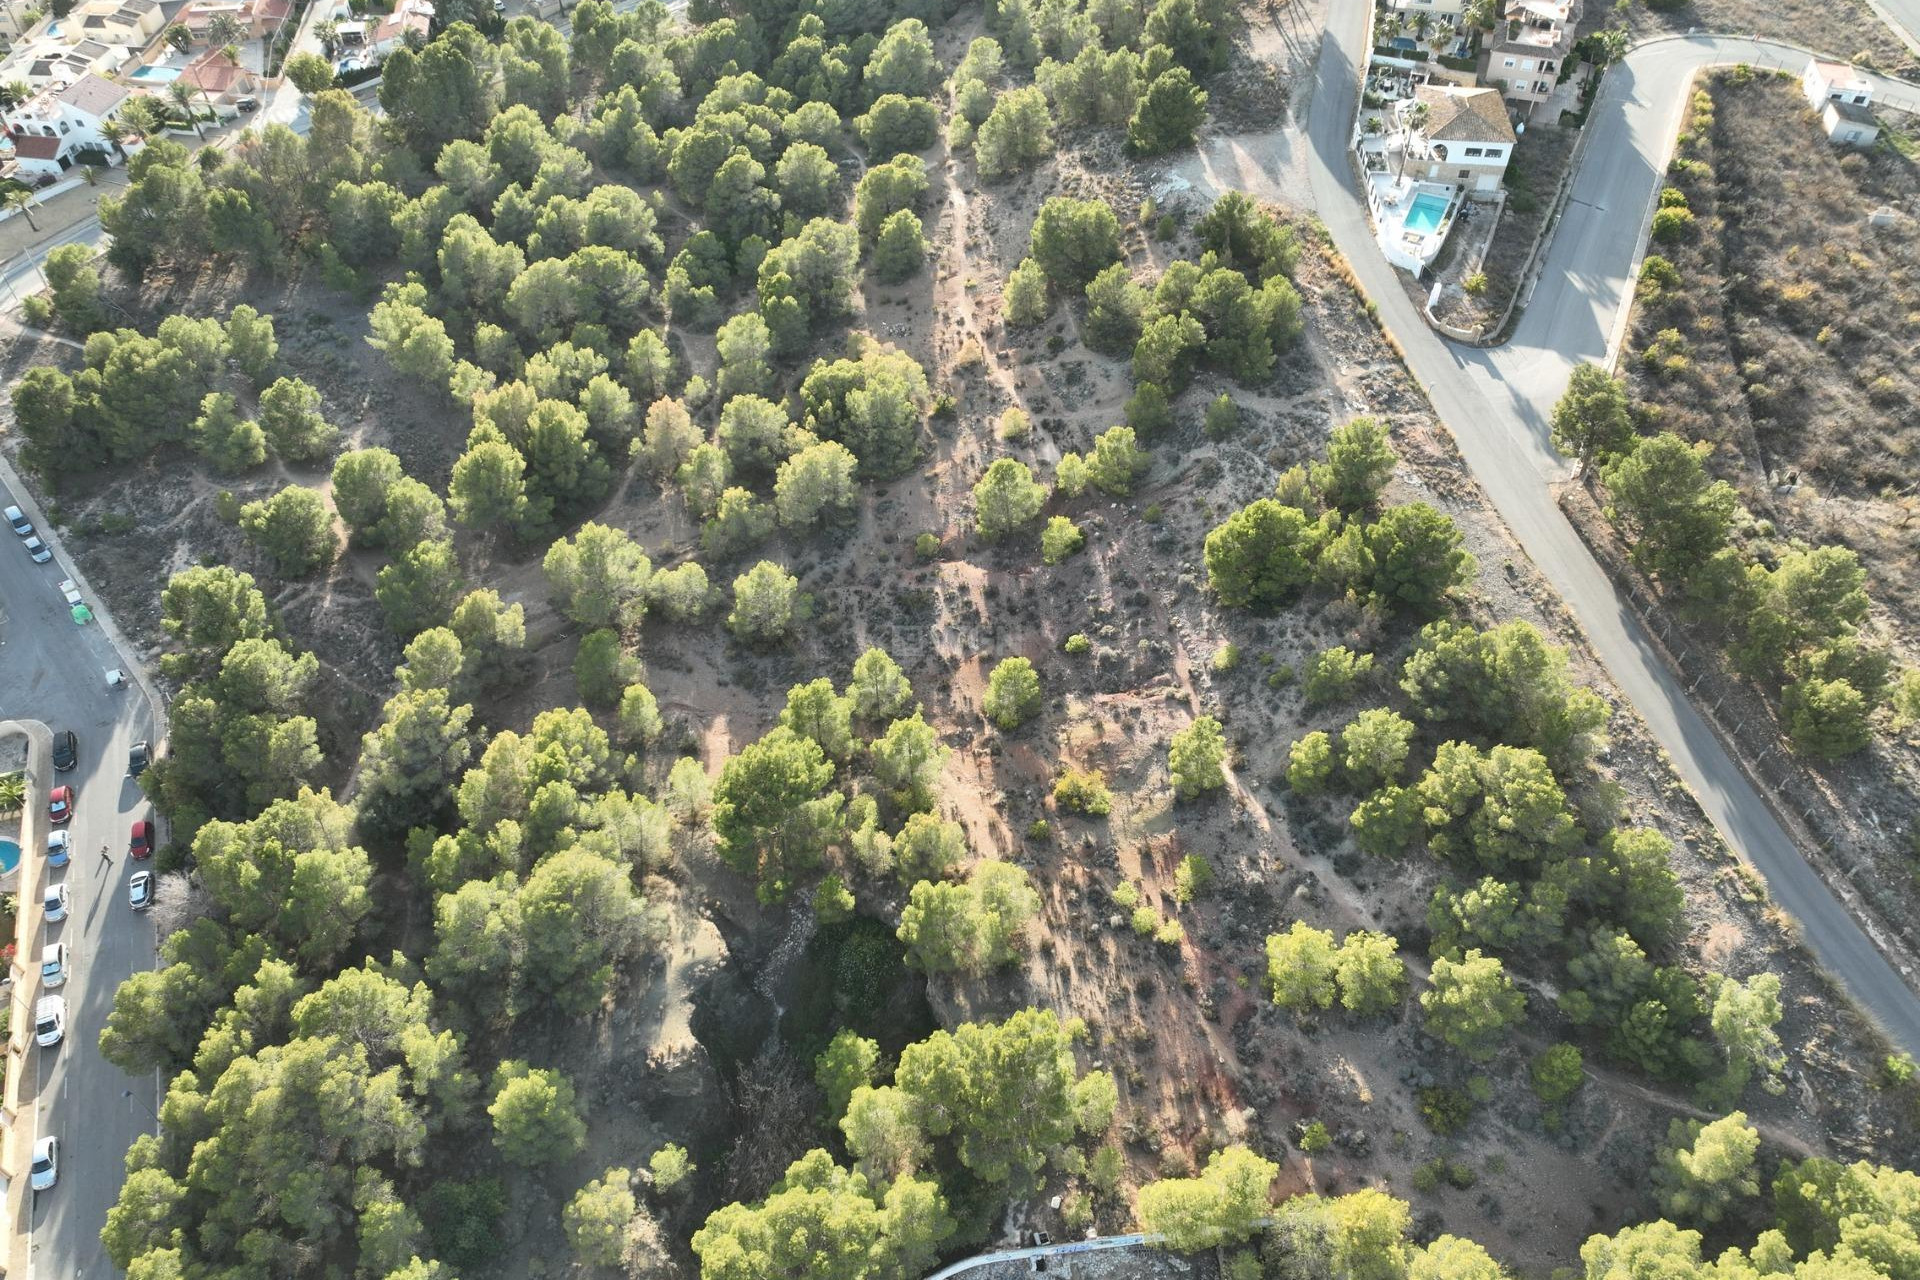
top-left (0, 841), bottom-right (19, 874)
top-left (1404, 192), bottom-right (1449, 236)
top-left (129, 65), bottom-right (182, 82)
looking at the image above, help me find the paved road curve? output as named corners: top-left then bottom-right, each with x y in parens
top-left (0, 471), bottom-right (160, 1280)
top-left (1296, 11), bottom-right (1920, 1053)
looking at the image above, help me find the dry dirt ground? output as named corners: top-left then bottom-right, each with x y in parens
top-left (1426, 116), bottom-right (1580, 336)
top-left (1608, 0), bottom-right (1920, 75)
top-left (1592, 68), bottom-right (1920, 1007)
top-left (6, 15), bottom-right (1920, 1280)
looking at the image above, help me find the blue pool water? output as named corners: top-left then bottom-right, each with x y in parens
top-left (129, 65), bottom-right (182, 82)
top-left (1405, 193), bottom-right (1449, 236)
top-left (0, 841), bottom-right (19, 874)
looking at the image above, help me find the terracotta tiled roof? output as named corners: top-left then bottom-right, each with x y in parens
top-left (1414, 84), bottom-right (1517, 145)
top-left (181, 48), bottom-right (250, 91)
top-left (12, 133), bottom-right (62, 159)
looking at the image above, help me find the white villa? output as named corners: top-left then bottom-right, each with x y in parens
top-left (2, 71), bottom-right (131, 179)
top-left (1358, 84), bottom-right (1516, 275)
top-left (1802, 58), bottom-right (1873, 110)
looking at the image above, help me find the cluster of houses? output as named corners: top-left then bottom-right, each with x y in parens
top-left (0, 0), bottom-right (290, 184)
top-left (0, 0), bottom-right (432, 188)
top-left (1360, 0), bottom-right (1890, 278)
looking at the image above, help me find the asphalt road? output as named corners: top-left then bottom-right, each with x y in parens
top-left (0, 473), bottom-right (159, 1280)
top-left (1298, 10), bottom-right (1920, 1053)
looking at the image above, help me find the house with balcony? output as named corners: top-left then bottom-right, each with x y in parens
top-left (176, 0), bottom-right (293, 44)
top-left (1481, 0), bottom-right (1579, 112)
top-left (1397, 83), bottom-right (1516, 193)
top-left (1358, 84), bottom-right (1515, 275)
top-left (2, 71), bottom-right (131, 176)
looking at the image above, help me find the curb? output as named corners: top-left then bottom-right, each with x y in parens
top-left (0, 448), bottom-right (169, 749)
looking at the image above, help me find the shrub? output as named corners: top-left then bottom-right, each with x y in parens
top-left (1041, 515), bottom-right (1085, 564)
top-left (1651, 206), bottom-right (1696, 244)
top-left (1287, 732), bottom-right (1335, 793)
top-left (1173, 853), bottom-right (1213, 902)
top-left (1304, 646), bottom-right (1374, 706)
top-left (1417, 1085), bottom-right (1473, 1134)
top-left (1204, 394), bottom-right (1238, 439)
top-left (1169, 716), bottom-right (1228, 799)
top-left (983, 656), bottom-right (1042, 728)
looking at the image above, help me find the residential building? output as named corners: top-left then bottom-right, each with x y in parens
top-left (178, 45), bottom-right (262, 103)
top-left (1821, 99), bottom-right (1880, 147)
top-left (336, 0), bottom-right (432, 61)
top-left (1356, 84), bottom-right (1514, 277)
top-left (1399, 83), bottom-right (1516, 194)
top-left (1802, 58), bottom-right (1873, 110)
top-left (1387, 0), bottom-right (1466, 18)
top-left (0, 36), bottom-right (129, 87)
top-left (1481, 0), bottom-right (1579, 110)
top-left (71, 0), bottom-right (164, 46)
top-left (3, 71), bottom-right (132, 177)
top-left (175, 0), bottom-right (292, 44)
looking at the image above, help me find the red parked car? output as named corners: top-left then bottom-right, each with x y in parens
top-left (47, 786), bottom-right (72, 825)
top-left (128, 818), bottom-right (154, 860)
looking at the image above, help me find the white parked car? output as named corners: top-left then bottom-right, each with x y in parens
top-left (5, 504), bottom-right (31, 536)
top-left (30, 1136), bottom-right (57, 1191)
top-left (46, 831), bottom-right (70, 867)
top-left (34, 996), bottom-right (64, 1048)
top-left (40, 942), bottom-right (66, 989)
top-left (43, 881), bottom-right (68, 923)
top-left (129, 871), bottom-right (153, 912)
top-left (23, 535), bottom-right (50, 563)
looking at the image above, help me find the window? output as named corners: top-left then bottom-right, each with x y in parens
top-left (1854, 93), bottom-right (1868, 103)
top-left (1458, 169), bottom-right (1470, 180)
top-left (1464, 146), bottom-right (1484, 156)
top-left (1503, 57), bottom-right (1516, 67)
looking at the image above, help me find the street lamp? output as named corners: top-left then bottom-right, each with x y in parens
top-left (123, 1088), bottom-right (161, 1131)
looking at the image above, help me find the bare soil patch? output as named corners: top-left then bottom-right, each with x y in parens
top-left (3, 16), bottom-right (1919, 1280)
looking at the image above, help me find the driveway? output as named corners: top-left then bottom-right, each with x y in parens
top-left (1292, 12), bottom-right (1920, 1052)
top-left (0, 473), bottom-right (160, 1279)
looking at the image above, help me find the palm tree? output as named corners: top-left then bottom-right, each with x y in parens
top-left (117, 97), bottom-right (159, 139)
top-left (219, 40), bottom-right (240, 68)
top-left (164, 20), bottom-right (193, 53)
top-left (1396, 101), bottom-right (1429, 180)
top-left (0, 79), bottom-right (26, 108)
top-left (3, 187), bottom-right (39, 231)
top-left (168, 79), bottom-right (204, 138)
top-left (315, 16), bottom-right (338, 53)
top-left (0, 772), bottom-right (24, 814)
top-left (206, 11), bottom-right (244, 47)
